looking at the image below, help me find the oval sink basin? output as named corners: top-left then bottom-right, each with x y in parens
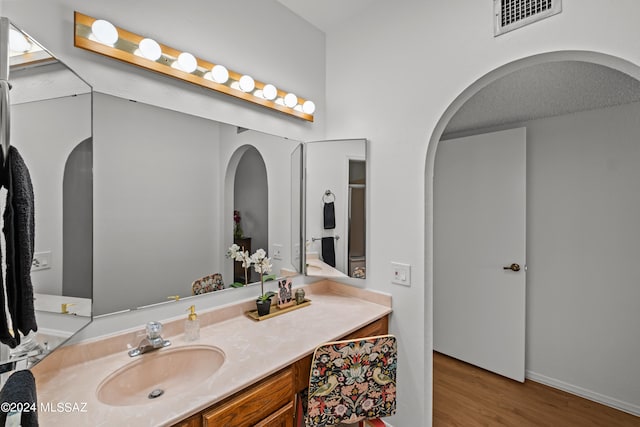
top-left (96, 345), bottom-right (225, 406)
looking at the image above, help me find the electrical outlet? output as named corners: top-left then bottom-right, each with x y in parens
top-left (32, 251), bottom-right (52, 271)
top-left (272, 244), bottom-right (283, 260)
top-left (391, 262), bottom-right (411, 286)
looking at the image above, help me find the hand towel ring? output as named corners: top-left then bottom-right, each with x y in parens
top-left (322, 190), bottom-right (335, 203)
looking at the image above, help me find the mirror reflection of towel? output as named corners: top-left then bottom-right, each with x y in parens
top-left (321, 237), bottom-right (336, 267)
top-left (323, 202), bottom-right (335, 229)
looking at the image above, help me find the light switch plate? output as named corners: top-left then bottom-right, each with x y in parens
top-left (272, 244), bottom-right (283, 260)
top-left (391, 262), bottom-right (411, 286)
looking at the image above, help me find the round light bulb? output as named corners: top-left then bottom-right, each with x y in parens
top-left (92, 19), bottom-right (119, 45)
top-left (177, 52), bottom-right (198, 73)
top-left (211, 65), bottom-right (229, 84)
top-left (239, 75), bottom-right (255, 93)
top-left (262, 84), bottom-right (278, 101)
top-left (138, 38), bottom-right (162, 61)
top-left (284, 93), bottom-right (298, 108)
top-left (302, 100), bottom-right (316, 115)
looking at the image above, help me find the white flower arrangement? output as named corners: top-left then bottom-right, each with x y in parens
top-left (226, 245), bottom-right (273, 300)
top-left (250, 248), bottom-right (272, 275)
top-left (226, 243), bottom-right (251, 285)
top-left (250, 248), bottom-right (274, 301)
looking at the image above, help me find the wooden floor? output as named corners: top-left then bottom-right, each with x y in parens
top-left (433, 351), bottom-right (640, 427)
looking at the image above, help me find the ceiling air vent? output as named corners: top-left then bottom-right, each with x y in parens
top-left (494, 0), bottom-right (562, 36)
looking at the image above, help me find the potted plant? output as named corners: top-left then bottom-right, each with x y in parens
top-left (251, 249), bottom-right (275, 316)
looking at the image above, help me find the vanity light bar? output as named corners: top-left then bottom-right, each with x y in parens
top-left (73, 12), bottom-right (315, 122)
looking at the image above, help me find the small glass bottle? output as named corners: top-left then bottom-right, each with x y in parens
top-left (184, 305), bottom-right (200, 341)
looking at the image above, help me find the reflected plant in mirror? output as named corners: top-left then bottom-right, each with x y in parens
top-left (226, 243), bottom-right (251, 287)
top-left (304, 139), bottom-right (367, 279)
top-left (0, 20), bottom-right (93, 371)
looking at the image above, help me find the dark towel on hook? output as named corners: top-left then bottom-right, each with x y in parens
top-left (0, 146), bottom-right (38, 348)
top-left (323, 202), bottom-right (335, 229)
top-left (0, 370), bottom-right (39, 427)
top-left (321, 237), bottom-right (336, 267)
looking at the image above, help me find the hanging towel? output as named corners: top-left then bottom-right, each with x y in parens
top-left (0, 146), bottom-right (37, 348)
top-left (0, 370), bottom-right (39, 427)
top-left (323, 201), bottom-right (335, 229)
top-left (321, 237), bottom-right (336, 267)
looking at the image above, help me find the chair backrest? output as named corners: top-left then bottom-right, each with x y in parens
top-left (191, 273), bottom-right (224, 295)
top-left (306, 334), bottom-right (397, 426)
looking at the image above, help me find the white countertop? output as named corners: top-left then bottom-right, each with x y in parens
top-left (32, 280), bottom-right (391, 426)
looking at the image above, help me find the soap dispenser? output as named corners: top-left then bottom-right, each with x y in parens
top-left (184, 305), bottom-right (200, 341)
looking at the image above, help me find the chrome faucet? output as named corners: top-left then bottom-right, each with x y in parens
top-left (128, 321), bottom-right (171, 357)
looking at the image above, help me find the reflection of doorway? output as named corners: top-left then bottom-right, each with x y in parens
top-left (348, 160), bottom-right (366, 278)
top-left (63, 137), bottom-right (93, 298)
top-left (429, 54), bottom-right (640, 421)
top-left (233, 146), bottom-right (268, 283)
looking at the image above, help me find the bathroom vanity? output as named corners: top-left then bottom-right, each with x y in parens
top-left (32, 280), bottom-right (391, 426)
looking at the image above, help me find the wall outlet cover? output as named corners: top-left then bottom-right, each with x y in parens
top-left (391, 262), bottom-right (411, 286)
top-left (32, 251), bottom-right (52, 271)
top-left (272, 244), bottom-right (283, 260)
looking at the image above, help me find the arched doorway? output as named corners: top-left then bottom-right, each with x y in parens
top-left (225, 145), bottom-right (268, 284)
top-left (426, 51), bottom-right (640, 421)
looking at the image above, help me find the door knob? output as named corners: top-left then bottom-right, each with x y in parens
top-left (503, 263), bottom-right (520, 272)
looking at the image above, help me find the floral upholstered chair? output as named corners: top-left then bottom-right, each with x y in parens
top-left (191, 273), bottom-right (224, 295)
top-left (303, 335), bottom-right (397, 427)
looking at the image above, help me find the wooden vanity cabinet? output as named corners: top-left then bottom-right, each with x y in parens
top-left (171, 315), bottom-right (388, 427)
top-left (173, 414), bottom-right (201, 427)
top-left (202, 368), bottom-right (293, 427)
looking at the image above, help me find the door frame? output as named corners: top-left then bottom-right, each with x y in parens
top-left (424, 50), bottom-right (640, 420)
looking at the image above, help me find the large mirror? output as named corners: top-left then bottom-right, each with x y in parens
top-left (1, 20), bottom-right (93, 372)
top-left (304, 139), bottom-right (367, 279)
top-left (93, 93), bottom-right (303, 316)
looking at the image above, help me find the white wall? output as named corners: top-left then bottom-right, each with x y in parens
top-left (11, 94), bottom-right (91, 295)
top-left (93, 93), bottom-right (222, 315)
top-left (525, 102), bottom-right (640, 413)
top-left (323, 1), bottom-right (640, 425)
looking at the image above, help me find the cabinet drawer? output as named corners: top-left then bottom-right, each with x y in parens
top-left (172, 413), bottom-right (200, 427)
top-left (341, 315), bottom-right (389, 340)
top-left (203, 368), bottom-right (293, 427)
top-left (254, 401), bottom-right (294, 427)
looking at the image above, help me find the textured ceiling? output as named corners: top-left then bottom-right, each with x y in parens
top-left (444, 61), bottom-right (640, 137)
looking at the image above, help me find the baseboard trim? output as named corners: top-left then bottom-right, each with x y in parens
top-left (526, 370), bottom-right (640, 417)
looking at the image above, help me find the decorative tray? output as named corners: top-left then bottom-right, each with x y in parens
top-left (246, 298), bottom-right (311, 321)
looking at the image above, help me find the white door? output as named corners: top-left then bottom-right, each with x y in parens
top-left (434, 127), bottom-right (526, 382)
